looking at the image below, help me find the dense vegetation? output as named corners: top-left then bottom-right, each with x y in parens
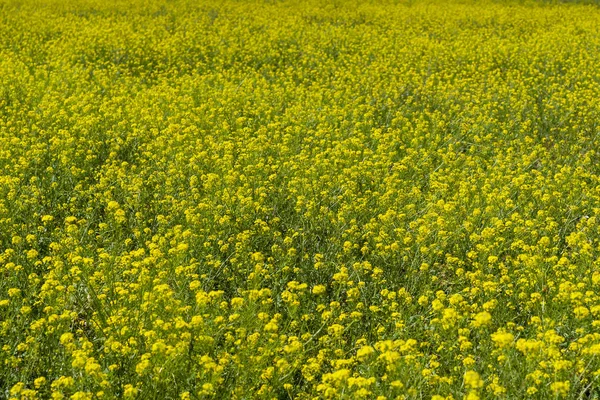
top-left (2, 0), bottom-right (600, 398)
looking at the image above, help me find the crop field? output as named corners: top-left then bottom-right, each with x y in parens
top-left (2, 0), bottom-right (600, 398)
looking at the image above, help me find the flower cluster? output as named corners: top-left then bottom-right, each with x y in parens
top-left (2, 0), bottom-right (600, 398)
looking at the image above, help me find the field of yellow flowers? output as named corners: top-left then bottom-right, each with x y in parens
top-left (2, 0), bottom-right (600, 398)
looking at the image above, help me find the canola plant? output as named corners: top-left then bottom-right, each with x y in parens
top-left (2, 0), bottom-right (600, 398)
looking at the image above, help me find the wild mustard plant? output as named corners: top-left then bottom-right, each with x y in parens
top-left (2, 0), bottom-right (600, 398)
